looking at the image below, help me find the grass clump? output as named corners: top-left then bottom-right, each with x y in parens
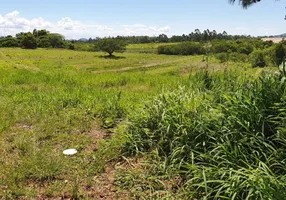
top-left (122, 69), bottom-right (286, 199)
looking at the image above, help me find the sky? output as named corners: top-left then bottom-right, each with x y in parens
top-left (0, 0), bottom-right (285, 39)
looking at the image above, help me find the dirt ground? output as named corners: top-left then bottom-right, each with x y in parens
top-left (261, 37), bottom-right (284, 43)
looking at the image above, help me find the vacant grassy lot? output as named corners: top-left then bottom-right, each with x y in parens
top-left (0, 47), bottom-right (284, 199)
top-left (0, 48), bottom-right (212, 199)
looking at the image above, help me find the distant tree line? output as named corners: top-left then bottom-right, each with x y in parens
top-left (0, 29), bottom-right (254, 50)
top-left (158, 39), bottom-right (261, 56)
top-left (71, 29), bottom-right (254, 52)
top-left (0, 29), bottom-right (74, 49)
top-left (80, 29), bottom-right (252, 44)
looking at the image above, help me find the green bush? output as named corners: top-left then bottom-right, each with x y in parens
top-left (215, 52), bottom-right (248, 63)
top-left (229, 52), bottom-right (249, 62)
top-left (250, 50), bottom-right (267, 67)
top-left (215, 53), bottom-right (228, 63)
top-left (157, 44), bottom-right (179, 55)
top-left (0, 36), bottom-right (19, 47)
top-left (158, 42), bottom-right (204, 55)
top-left (21, 33), bottom-right (37, 49)
top-left (274, 43), bottom-right (286, 66)
top-left (38, 37), bottom-right (52, 48)
top-left (237, 43), bottom-right (254, 55)
top-left (212, 41), bottom-right (238, 53)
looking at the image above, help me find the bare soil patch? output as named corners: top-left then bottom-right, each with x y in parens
top-left (261, 37), bottom-right (284, 43)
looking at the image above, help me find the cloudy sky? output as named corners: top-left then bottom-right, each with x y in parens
top-left (0, 0), bottom-right (285, 39)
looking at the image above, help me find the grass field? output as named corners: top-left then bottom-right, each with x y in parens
top-left (0, 46), bottom-right (285, 199)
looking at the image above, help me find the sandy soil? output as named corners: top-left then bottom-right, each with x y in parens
top-left (261, 37), bottom-right (284, 43)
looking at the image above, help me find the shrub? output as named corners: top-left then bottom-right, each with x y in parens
top-left (211, 41), bottom-right (238, 53)
top-left (215, 53), bottom-right (228, 63)
top-left (157, 44), bottom-right (178, 55)
top-left (0, 37), bottom-right (19, 47)
top-left (229, 52), bottom-right (249, 62)
top-left (273, 43), bottom-right (286, 66)
top-left (21, 33), bottom-right (37, 49)
top-left (158, 42), bottom-right (204, 55)
top-left (237, 44), bottom-right (254, 55)
top-left (250, 50), bottom-right (266, 67)
top-left (215, 52), bottom-right (248, 63)
top-left (38, 37), bottom-right (52, 48)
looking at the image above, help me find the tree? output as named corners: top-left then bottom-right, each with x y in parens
top-left (229, 0), bottom-right (261, 8)
top-left (47, 33), bottom-right (65, 48)
top-left (21, 33), bottom-right (37, 49)
top-left (230, 1), bottom-right (285, 20)
top-left (158, 34), bottom-right (169, 43)
top-left (33, 29), bottom-right (49, 38)
top-left (96, 38), bottom-right (127, 56)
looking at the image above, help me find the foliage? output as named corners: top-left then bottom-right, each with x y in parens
top-left (76, 29), bottom-right (252, 46)
top-left (96, 38), bottom-right (127, 56)
top-left (215, 52), bottom-right (229, 63)
top-left (21, 33), bottom-right (37, 49)
top-left (250, 50), bottom-right (267, 67)
top-left (229, 0), bottom-right (261, 8)
top-left (38, 37), bottom-right (52, 48)
top-left (158, 42), bottom-right (204, 55)
top-left (274, 43), bottom-right (286, 66)
top-left (0, 29), bottom-right (68, 50)
top-left (47, 33), bottom-right (66, 48)
top-left (0, 36), bottom-right (19, 47)
top-left (158, 39), bottom-right (260, 56)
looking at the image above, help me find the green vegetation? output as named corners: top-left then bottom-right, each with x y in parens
top-left (0, 38), bottom-right (285, 199)
top-left (21, 33), bottom-right (38, 49)
top-left (158, 39), bottom-right (286, 68)
top-left (72, 29), bottom-right (252, 52)
top-left (0, 29), bottom-right (72, 49)
top-left (96, 38), bottom-right (127, 56)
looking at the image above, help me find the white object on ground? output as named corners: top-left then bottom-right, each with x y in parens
top-left (63, 149), bottom-right (78, 155)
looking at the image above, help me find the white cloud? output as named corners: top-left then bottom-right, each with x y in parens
top-left (0, 11), bottom-right (171, 39)
top-left (0, 11), bottom-right (53, 36)
top-left (0, 11), bottom-right (52, 29)
top-left (119, 24), bottom-right (170, 36)
top-left (57, 17), bottom-right (82, 30)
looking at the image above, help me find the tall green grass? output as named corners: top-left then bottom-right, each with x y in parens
top-left (122, 69), bottom-right (286, 199)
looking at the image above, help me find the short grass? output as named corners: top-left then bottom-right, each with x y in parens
top-left (0, 47), bottom-right (270, 199)
top-left (126, 43), bottom-right (177, 53)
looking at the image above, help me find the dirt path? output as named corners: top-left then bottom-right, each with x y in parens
top-left (93, 58), bottom-right (191, 74)
top-left (79, 123), bottom-right (130, 200)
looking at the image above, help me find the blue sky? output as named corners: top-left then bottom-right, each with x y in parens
top-left (0, 0), bottom-right (285, 39)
